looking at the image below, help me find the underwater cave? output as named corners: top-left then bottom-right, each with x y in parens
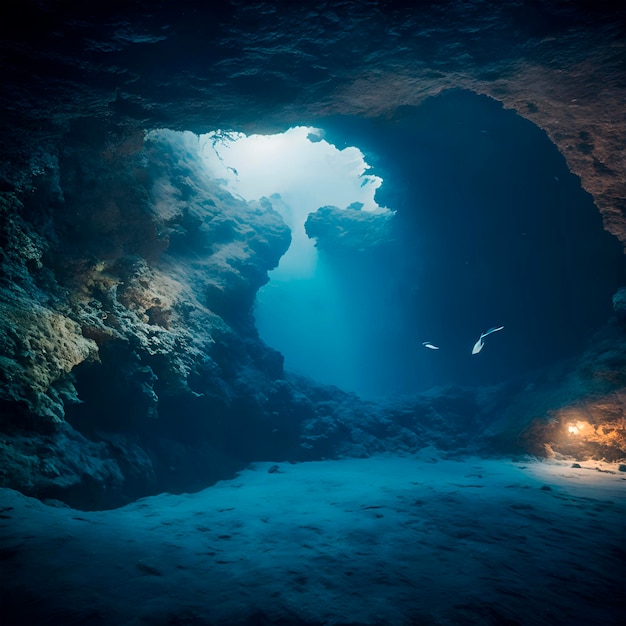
top-left (1, 2), bottom-right (625, 625)
top-left (152, 89), bottom-right (623, 399)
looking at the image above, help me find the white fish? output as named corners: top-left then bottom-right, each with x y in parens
top-left (472, 337), bottom-right (485, 354)
top-left (422, 341), bottom-right (439, 350)
top-left (472, 326), bottom-right (504, 355)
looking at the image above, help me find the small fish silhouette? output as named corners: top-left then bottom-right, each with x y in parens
top-left (472, 326), bottom-right (504, 355)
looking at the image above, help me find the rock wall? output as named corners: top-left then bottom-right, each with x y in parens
top-left (489, 317), bottom-right (626, 463)
top-left (0, 125), bottom-right (298, 507)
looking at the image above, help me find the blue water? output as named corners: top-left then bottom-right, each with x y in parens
top-left (254, 90), bottom-right (625, 397)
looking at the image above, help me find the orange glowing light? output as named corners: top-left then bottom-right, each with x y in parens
top-left (567, 421), bottom-right (586, 435)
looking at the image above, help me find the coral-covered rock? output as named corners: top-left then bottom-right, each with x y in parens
top-left (0, 121), bottom-right (294, 505)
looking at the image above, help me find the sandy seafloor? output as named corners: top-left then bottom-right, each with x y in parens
top-left (1, 451), bottom-right (624, 626)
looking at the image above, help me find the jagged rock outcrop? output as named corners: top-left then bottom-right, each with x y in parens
top-left (1, 127), bottom-right (291, 423)
top-left (305, 204), bottom-right (395, 253)
top-left (0, 125), bottom-right (296, 506)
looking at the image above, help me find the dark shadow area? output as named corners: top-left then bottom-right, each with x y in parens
top-left (309, 89), bottom-right (625, 394)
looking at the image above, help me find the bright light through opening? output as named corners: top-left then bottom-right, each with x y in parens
top-left (198, 126), bottom-right (389, 279)
top-left (197, 126), bottom-right (393, 393)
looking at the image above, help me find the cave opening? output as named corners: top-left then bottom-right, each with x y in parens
top-left (195, 125), bottom-right (393, 396)
top-left (177, 89), bottom-right (625, 398)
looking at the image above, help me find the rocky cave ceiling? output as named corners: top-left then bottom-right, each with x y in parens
top-left (0, 0), bottom-right (625, 507)
top-left (1, 0), bottom-right (624, 244)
